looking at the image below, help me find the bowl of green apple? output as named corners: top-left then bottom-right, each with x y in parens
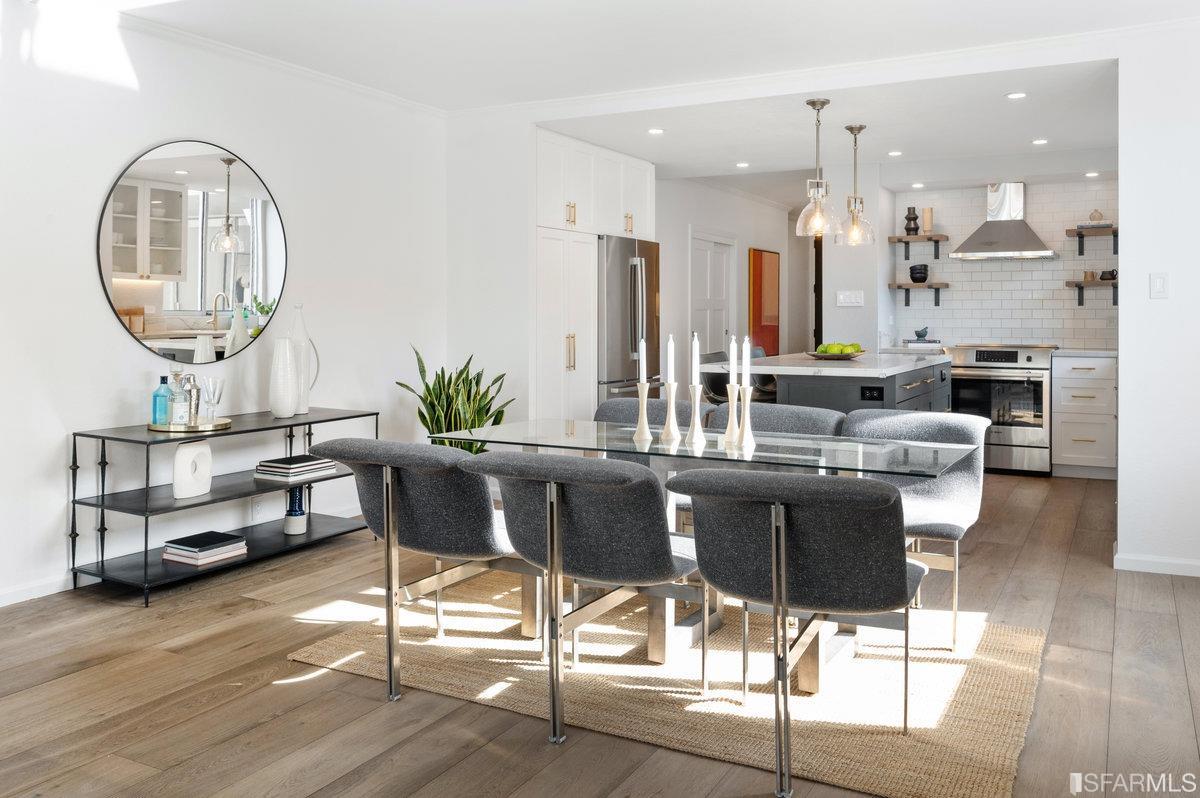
top-left (806, 342), bottom-right (866, 360)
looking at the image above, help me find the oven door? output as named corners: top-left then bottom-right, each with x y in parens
top-left (950, 367), bottom-right (1050, 448)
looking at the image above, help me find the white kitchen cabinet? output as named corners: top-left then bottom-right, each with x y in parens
top-left (533, 227), bottom-right (597, 421)
top-left (101, 179), bottom-right (188, 283)
top-left (1051, 354), bottom-right (1117, 474)
top-left (536, 128), bottom-right (655, 238)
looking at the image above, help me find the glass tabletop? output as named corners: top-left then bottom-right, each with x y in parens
top-left (430, 419), bottom-right (976, 479)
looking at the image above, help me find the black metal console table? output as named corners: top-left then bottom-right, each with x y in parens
top-left (70, 407), bottom-right (379, 605)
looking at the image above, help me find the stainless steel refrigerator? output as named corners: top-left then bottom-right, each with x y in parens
top-left (596, 235), bottom-right (661, 404)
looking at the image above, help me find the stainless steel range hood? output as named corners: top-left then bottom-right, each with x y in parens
top-left (950, 182), bottom-right (1054, 260)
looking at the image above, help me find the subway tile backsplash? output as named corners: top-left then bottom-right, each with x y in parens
top-left (890, 181), bottom-right (1118, 350)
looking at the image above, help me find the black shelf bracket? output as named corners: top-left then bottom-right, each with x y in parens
top-left (1075, 231), bottom-right (1118, 256)
top-left (902, 287), bottom-right (910, 306)
top-left (933, 287), bottom-right (942, 306)
top-left (1112, 283), bottom-right (1118, 305)
top-left (902, 241), bottom-right (910, 260)
top-left (1113, 231), bottom-right (1118, 255)
top-left (933, 240), bottom-right (941, 259)
top-left (1076, 232), bottom-right (1085, 256)
top-left (1075, 284), bottom-right (1085, 306)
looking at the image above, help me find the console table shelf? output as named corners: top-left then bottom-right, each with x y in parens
top-left (70, 407), bottom-right (379, 605)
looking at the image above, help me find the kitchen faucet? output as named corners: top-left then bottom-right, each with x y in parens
top-left (211, 292), bottom-right (230, 332)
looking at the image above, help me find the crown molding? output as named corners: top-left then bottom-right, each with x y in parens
top-left (117, 14), bottom-right (447, 119)
top-left (686, 178), bottom-right (795, 213)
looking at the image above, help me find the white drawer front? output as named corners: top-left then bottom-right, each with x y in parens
top-left (1053, 357), bottom-right (1116, 381)
top-left (1054, 379), bottom-right (1117, 415)
top-left (1053, 413), bottom-right (1117, 467)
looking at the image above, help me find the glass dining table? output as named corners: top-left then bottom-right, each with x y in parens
top-left (429, 418), bottom-right (978, 692)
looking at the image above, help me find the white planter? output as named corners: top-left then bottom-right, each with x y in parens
top-left (269, 339), bottom-right (298, 418)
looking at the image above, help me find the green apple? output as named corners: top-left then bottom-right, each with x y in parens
top-left (847, 343), bottom-right (862, 353)
top-left (827, 343), bottom-right (845, 354)
top-left (816, 343), bottom-right (829, 354)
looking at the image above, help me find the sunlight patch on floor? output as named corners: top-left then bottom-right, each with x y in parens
top-left (273, 650), bottom-right (364, 684)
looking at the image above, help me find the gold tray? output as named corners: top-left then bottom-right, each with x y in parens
top-left (147, 417), bottom-right (233, 433)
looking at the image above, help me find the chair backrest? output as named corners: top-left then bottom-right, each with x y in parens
top-left (666, 470), bottom-right (910, 614)
top-left (593, 397), bottom-right (715, 428)
top-left (309, 439), bottom-right (511, 560)
top-left (750, 345), bottom-right (776, 392)
top-left (460, 451), bottom-right (679, 586)
top-left (698, 351), bottom-right (729, 403)
top-left (842, 409), bottom-right (990, 529)
top-left (707, 403), bottom-right (846, 436)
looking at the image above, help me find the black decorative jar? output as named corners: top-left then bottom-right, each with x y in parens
top-left (904, 206), bottom-right (920, 236)
top-left (909, 263), bottom-right (929, 284)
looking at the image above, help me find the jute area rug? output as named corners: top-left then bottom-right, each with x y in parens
top-left (289, 571), bottom-right (1044, 798)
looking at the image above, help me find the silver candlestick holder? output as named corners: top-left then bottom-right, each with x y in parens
top-left (661, 382), bottom-right (681, 443)
top-left (633, 381), bottom-right (652, 443)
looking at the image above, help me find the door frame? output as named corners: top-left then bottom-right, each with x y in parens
top-left (687, 225), bottom-right (738, 350)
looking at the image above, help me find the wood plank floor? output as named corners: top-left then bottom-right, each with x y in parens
top-left (0, 475), bottom-right (1179, 797)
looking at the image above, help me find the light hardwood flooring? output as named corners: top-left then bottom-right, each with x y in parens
top-left (0, 475), bottom-right (1185, 797)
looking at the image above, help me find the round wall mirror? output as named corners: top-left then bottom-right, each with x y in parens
top-left (97, 141), bottom-right (286, 362)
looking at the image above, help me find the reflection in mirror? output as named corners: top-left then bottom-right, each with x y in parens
top-left (98, 141), bottom-right (286, 362)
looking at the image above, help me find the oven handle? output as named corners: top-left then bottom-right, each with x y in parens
top-left (951, 367), bottom-right (1046, 382)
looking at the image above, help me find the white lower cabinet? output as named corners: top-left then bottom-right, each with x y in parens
top-left (1051, 356), bottom-right (1117, 471)
top-left (534, 227), bottom-right (597, 421)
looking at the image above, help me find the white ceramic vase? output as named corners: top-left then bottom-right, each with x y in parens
top-left (289, 303), bottom-right (315, 414)
top-left (226, 304), bottom-right (252, 356)
top-left (172, 441), bottom-right (212, 499)
top-left (192, 335), bottom-right (216, 364)
top-left (269, 339), bottom-right (298, 418)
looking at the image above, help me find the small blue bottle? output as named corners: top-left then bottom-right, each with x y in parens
top-left (151, 376), bottom-right (171, 425)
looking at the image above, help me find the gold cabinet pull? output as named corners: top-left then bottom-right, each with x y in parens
top-left (922, 377), bottom-right (935, 384)
top-left (901, 381), bottom-right (922, 390)
top-left (565, 334), bottom-right (572, 370)
top-left (1070, 394), bottom-right (1097, 399)
top-left (564, 333), bottom-right (576, 370)
top-left (565, 202), bottom-right (572, 224)
top-left (1070, 366), bottom-right (1096, 371)
top-left (1071, 437), bottom-right (1097, 443)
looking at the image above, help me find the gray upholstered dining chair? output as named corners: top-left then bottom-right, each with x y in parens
top-left (310, 439), bottom-right (526, 701)
top-left (750, 345), bottom-right (778, 403)
top-left (699, 351), bottom-right (730, 404)
top-left (665, 469), bottom-right (925, 798)
top-left (707, 402), bottom-right (847, 436)
top-left (593, 397), bottom-right (715, 428)
top-left (841, 409), bottom-right (990, 648)
top-left (460, 451), bottom-right (707, 745)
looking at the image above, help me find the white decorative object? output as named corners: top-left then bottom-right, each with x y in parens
top-left (633, 381), bottom-right (652, 443)
top-left (192, 335), bottom-right (216, 364)
top-left (661, 382), bottom-right (681, 442)
top-left (226, 304), bottom-right (251, 356)
top-left (269, 339), bottom-right (298, 418)
top-left (738, 385), bottom-right (756, 449)
top-left (172, 441), bottom-right (212, 499)
top-left (723, 383), bottom-right (740, 447)
top-left (290, 303), bottom-right (315, 414)
top-left (685, 384), bottom-right (706, 449)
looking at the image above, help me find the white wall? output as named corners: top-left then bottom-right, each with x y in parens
top-left (0, 3), bottom-right (447, 605)
top-left (655, 179), bottom-right (790, 360)
top-left (887, 180), bottom-right (1118, 348)
top-left (785, 218), bottom-right (812, 353)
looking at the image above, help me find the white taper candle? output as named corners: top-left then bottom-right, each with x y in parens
top-left (728, 336), bottom-right (738, 386)
top-left (742, 337), bottom-right (751, 388)
top-left (638, 338), bottom-right (647, 383)
top-left (691, 333), bottom-right (701, 387)
top-left (666, 334), bottom-right (675, 384)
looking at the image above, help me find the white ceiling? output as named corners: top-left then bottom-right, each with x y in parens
top-left (117, 0), bottom-right (1193, 111)
top-left (544, 61), bottom-right (1119, 193)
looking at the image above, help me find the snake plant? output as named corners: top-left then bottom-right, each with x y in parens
top-left (397, 347), bottom-right (514, 453)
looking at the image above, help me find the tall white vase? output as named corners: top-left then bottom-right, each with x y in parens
top-left (269, 339), bottom-right (298, 418)
top-left (290, 303), bottom-right (313, 414)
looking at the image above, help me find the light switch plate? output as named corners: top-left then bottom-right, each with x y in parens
top-left (1150, 272), bottom-right (1168, 299)
top-left (836, 290), bottom-right (865, 307)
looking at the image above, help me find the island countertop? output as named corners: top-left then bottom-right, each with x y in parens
top-left (699, 351), bottom-right (951, 379)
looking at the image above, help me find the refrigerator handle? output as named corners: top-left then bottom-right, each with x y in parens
top-left (628, 258), bottom-right (639, 355)
top-left (636, 258), bottom-right (647, 346)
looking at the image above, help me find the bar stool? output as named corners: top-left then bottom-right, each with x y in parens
top-left (310, 439), bottom-right (524, 701)
top-left (842, 409), bottom-right (990, 648)
top-left (666, 470), bottom-right (924, 798)
top-left (460, 450), bottom-right (707, 744)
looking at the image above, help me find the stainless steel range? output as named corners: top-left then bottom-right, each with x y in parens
top-left (947, 344), bottom-right (1057, 474)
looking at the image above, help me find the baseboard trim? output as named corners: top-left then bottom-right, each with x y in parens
top-left (0, 574), bottom-right (74, 609)
top-left (1114, 551), bottom-right (1200, 577)
top-left (1052, 464), bottom-right (1117, 480)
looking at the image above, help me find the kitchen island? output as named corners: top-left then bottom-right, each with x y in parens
top-left (701, 352), bottom-right (952, 412)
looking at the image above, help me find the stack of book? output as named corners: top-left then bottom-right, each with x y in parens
top-left (162, 531), bottom-right (247, 566)
top-left (254, 454), bottom-right (337, 483)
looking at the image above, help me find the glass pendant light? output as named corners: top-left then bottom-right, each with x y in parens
top-left (835, 124), bottom-right (876, 246)
top-left (796, 98), bottom-right (842, 238)
top-left (208, 157), bottom-right (244, 254)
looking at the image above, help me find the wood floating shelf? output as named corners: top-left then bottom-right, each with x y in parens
top-left (887, 234), bottom-right (950, 260)
top-left (1065, 279), bottom-right (1118, 307)
top-left (1067, 226), bottom-right (1118, 256)
top-left (888, 282), bottom-right (950, 307)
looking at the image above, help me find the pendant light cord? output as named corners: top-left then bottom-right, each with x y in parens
top-left (814, 107), bottom-right (822, 182)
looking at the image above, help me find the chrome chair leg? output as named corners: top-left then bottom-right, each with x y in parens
top-left (571, 580), bottom-right (580, 668)
top-left (903, 605), bottom-right (911, 735)
top-left (434, 557), bottom-right (444, 638)
top-left (952, 541), bottom-right (959, 650)
top-left (545, 482), bottom-right (566, 744)
top-left (912, 538), bottom-right (922, 609)
top-left (701, 580), bottom-right (709, 696)
top-left (742, 600), bottom-right (750, 705)
top-left (771, 502), bottom-right (793, 798)
top-left (383, 466), bottom-right (402, 702)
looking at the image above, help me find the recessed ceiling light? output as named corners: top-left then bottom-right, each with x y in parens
top-left (150, 200), bottom-right (163, 204)
top-left (911, 183), bottom-right (925, 189)
top-left (174, 170), bottom-right (189, 175)
top-left (647, 128), bottom-right (664, 136)
top-left (1031, 138), bottom-right (1048, 145)
top-left (736, 162), bottom-right (749, 168)
top-left (1006, 92), bottom-right (1027, 100)
top-left (1085, 171), bottom-right (1100, 178)
top-left (887, 151), bottom-right (902, 157)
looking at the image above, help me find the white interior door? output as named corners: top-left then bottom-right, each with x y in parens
top-left (690, 237), bottom-right (731, 353)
